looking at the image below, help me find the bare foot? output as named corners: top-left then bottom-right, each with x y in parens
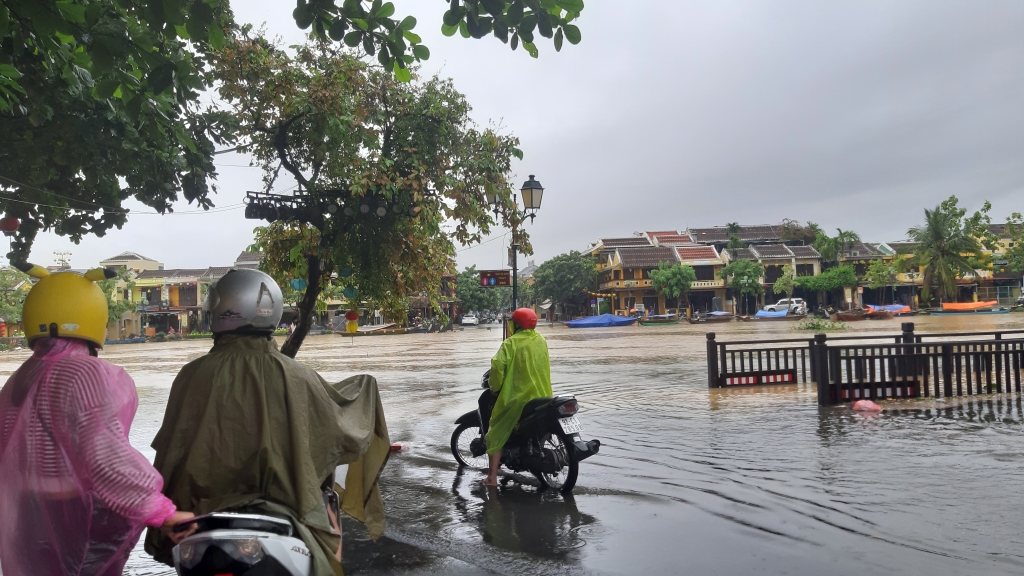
top-left (481, 478), bottom-right (498, 487)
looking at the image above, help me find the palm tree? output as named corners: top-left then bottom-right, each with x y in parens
top-left (907, 205), bottom-right (981, 303)
top-left (813, 228), bottom-right (861, 265)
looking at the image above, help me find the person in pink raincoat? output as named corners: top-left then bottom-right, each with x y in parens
top-left (0, 264), bottom-right (195, 575)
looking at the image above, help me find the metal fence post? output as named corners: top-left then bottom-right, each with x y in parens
top-left (941, 344), bottom-right (953, 398)
top-left (814, 333), bottom-right (831, 406)
top-left (707, 332), bottom-right (719, 389)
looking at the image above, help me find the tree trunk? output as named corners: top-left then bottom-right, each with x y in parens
top-left (281, 253), bottom-right (322, 358)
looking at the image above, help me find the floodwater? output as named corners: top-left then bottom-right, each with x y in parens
top-left (2, 314), bottom-right (1024, 575)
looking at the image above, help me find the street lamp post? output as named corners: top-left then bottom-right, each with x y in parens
top-left (488, 175), bottom-right (544, 326)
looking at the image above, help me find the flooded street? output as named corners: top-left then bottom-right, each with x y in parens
top-left (3, 315), bottom-right (1023, 575)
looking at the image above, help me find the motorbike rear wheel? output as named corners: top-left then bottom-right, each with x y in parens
top-left (451, 423), bottom-right (488, 469)
top-left (533, 432), bottom-right (579, 493)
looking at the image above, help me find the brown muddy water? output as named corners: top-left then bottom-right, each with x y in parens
top-left (2, 314), bottom-right (1024, 575)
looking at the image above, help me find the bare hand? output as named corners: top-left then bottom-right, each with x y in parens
top-left (161, 511), bottom-right (197, 545)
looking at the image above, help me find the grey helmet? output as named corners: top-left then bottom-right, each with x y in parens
top-left (205, 269), bottom-right (283, 334)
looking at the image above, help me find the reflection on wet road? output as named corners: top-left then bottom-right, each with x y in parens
top-left (2, 314), bottom-right (1022, 575)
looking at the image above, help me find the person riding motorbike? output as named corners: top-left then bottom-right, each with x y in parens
top-left (0, 264), bottom-right (194, 576)
top-left (481, 308), bottom-right (553, 487)
top-left (143, 269), bottom-right (391, 576)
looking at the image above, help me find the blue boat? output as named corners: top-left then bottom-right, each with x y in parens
top-left (564, 314), bottom-right (638, 328)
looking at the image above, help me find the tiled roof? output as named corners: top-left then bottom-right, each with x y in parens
top-left (652, 234), bottom-right (695, 245)
top-left (203, 267), bottom-right (233, 280)
top-left (101, 251), bottom-right (157, 262)
top-left (137, 269), bottom-right (167, 279)
top-left (235, 251), bottom-right (262, 263)
top-left (841, 242), bottom-right (885, 258)
top-left (688, 225), bottom-right (779, 243)
top-left (750, 244), bottom-right (794, 259)
top-left (601, 236), bottom-right (652, 248)
top-left (886, 241), bottom-right (918, 254)
top-left (989, 223), bottom-right (1008, 236)
top-left (616, 246), bottom-right (678, 268)
top-left (788, 245), bottom-right (821, 259)
top-left (645, 230), bottom-right (680, 238)
top-left (726, 248), bottom-right (756, 261)
top-left (675, 246), bottom-right (720, 262)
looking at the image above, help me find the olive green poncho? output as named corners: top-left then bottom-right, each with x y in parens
top-left (144, 335), bottom-right (390, 576)
top-left (485, 329), bottom-right (553, 455)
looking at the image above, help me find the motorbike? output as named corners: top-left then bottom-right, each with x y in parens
top-left (450, 371), bottom-right (600, 493)
top-left (171, 512), bottom-right (312, 575)
top-left (171, 477), bottom-right (339, 575)
top-left (814, 304), bottom-right (837, 319)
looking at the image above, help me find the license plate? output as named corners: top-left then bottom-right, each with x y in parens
top-left (558, 416), bottom-right (584, 434)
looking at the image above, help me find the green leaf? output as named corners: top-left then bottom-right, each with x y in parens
top-left (399, 15), bottom-right (416, 30)
top-left (557, 0), bottom-right (584, 12)
top-left (441, 23), bottom-right (458, 37)
top-left (458, 21), bottom-right (470, 38)
top-left (0, 7), bottom-right (9, 37)
top-left (511, 32), bottom-right (519, 50)
top-left (376, 2), bottom-right (395, 18)
top-left (174, 24), bottom-right (190, 39)
top-left (56, 3), bottom-right (87, 22)
top-left (329, 19), bottom-right (349, 41)
top-left (393, 61), bottom-right (411, 82)
top-left (522, 41), bottom-right (538, 58)
top-left (493, 20), bottom-right (508, 43)
top-left (563, 23), bottom-right (581, 44)
top-left (344, 31), bottom-right (363, 47)
top-left (412, 44), bottom-right (429, 60)
top-left (443, 9), bottom-right (461, 27)
top-left (480, 0), bottom-right (504, 17)
top-left (511, 147), bottom-right (523, 160)
top-left (351, 18), bottom-right (368, 31)
top-left (89, 43), bottom-right (115, 74)
top-left (147, 63), bottom-right (176, 94)
top-left (208, 25), bottom-right (224, 49)
top-left (537, 12), bottom-right (553, 38)
top-left (507, 1), bottom-right (524, 25)
top-left (403, 30), bottom-right (421, 43)
top-left (363, 34), bottom-right (376, 55)
top-left (94, 78), bottom-right (120, 99)
top-left (554, 27), bottom-right (563, 51)
top-left (0, 64), bottom-right (21, 79)
top-left (377, 44), bottom-right (390, 67)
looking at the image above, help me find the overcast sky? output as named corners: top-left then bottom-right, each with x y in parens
top-left (24, 1), bottom-right (1024, 271)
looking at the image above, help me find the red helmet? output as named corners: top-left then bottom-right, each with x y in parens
top-left (511, 307), bottom-right (538, 330)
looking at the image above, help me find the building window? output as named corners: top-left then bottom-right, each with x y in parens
top-left (693, 266), bottom-right (715, 281)
top-left (642, 268), bottom-right (651, 279)
top-left (796, 264), bottom-right (815, 276)
top-left (764, 265), bottom-right (784, 284)
top-left (613, 270), bottom-right (621, 280)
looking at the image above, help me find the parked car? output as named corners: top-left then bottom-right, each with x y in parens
top-left (462, 314), bottom-right (479, 326)
top-left (763, 298), bottom-right (807, 313)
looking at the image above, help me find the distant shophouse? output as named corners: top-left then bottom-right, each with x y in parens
top-left (725, 244), bottom-right (822, 308)
top-left (131, 267), bottom-right (232, 335)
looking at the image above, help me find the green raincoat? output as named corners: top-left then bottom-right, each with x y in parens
top-left (485, 329), bottom-right (552, 455)
top-left (144, 335), bottom-right (390, 576)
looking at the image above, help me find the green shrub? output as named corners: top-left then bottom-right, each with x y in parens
top-left (794, 318), bottom-right (848, 332)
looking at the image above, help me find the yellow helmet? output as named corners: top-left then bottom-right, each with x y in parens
top-left (16, 263), bottom-right (116, 347)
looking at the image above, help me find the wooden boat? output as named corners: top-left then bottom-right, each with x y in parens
top-left (865, 308), bottom-right (894, 320)
top-left (689, 311), bottom-right (734, 324)
top-left (929, 307), bottom-right (1009, 316)
top-left (639, 314), bottom-right (680, 326)
top-left (929, 300), bottom-right (1008, 315)
top-left (831, 309), bottom-right (867, 322)
top-left (565, 314), bottom-right (638, 328)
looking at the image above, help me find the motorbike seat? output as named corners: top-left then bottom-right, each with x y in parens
top-left (519, 397), bottom-right (554, 421)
